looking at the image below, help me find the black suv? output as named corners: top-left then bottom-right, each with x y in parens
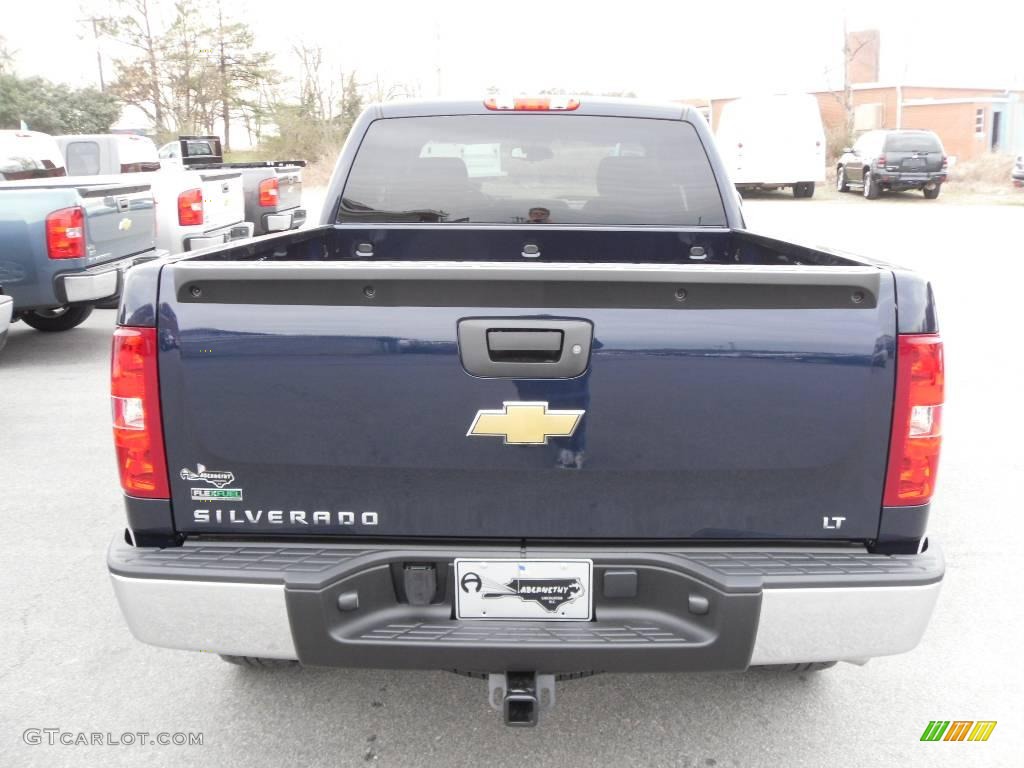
top-left (837, 130), bottom-right (948, 199)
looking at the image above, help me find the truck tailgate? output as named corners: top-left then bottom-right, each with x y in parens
top-left (157, 258), bottom-right (896, 541)
top-left (81, 183), bottom-right (155, 264)
top-left (198, 171), bottom-right (245, 231)
top-left (272, 167), bottom-right (302, 212)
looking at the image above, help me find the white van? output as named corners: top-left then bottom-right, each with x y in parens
top-left (715, 94), bottom-right (826, 198)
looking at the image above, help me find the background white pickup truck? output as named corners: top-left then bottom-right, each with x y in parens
top-left (56, 134), bottom-right (253, 255)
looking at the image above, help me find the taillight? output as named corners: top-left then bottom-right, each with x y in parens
top-left (883, 335), bottom-right (944, 506)
top-left (876, 155), bottom-right (887, 167)
top-left (178, 187), bottom-right (204, 226)
top-left (258, 177), bottom-right (279, 207)
top-left (941, 155), bottom-right (949, 170)
top-left (484, 96), bottom-right (580, 111)
top-left (46, 206), bottom-right (85, 259)
top-left (111, 327), bottom-right (169, 498)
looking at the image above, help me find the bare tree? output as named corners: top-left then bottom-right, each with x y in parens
top-left (0, 34), bottom-right (15, 75)
top-left (339, 71), bottom-right (362, 127)
top-left (823, 19), bottom-right (873, 141)
top-left (217, 1), bottom-right (229, 146)
top-left (293, 44), bottom-right (338, 121)
top-left (362, 74), bottom-right (418, 104)
top-left (211, 0), bottom-right (275, 150)
top-left (100, 0), bottom-right (166, 130)
top-left (161, 0), bottom-right (215, 134)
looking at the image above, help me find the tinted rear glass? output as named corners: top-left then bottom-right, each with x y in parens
top-left (339, 115), bottom-right (726, 226)
top-left (184, 140), bottom-right (217, 157)
top-left (884, 133), bottom-right (942, 152)
top-left (0, 135), bottom-right (66, 180)
top-left (117, 136), bottom-right (161, 173)
top-left (65, 141), bottom-right (101, 175)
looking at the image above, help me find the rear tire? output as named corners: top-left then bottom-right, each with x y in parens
top-left (863, 171), bottom-right (879, 199)
top-left (837, 166), bottom-right (850, 192)
top-left (754, 661), bottom-right (838, 673)
top-left (219, 655), bottom-right (300, 669)
top-left (793, 182), bottom-right (815, 198)
top-left (923, 184), bottom-right (941, 200)
top-left (21, 305), bottom-right (94, 332)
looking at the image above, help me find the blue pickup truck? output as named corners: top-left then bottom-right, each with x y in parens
top-left (106, 97), bottom-right (945, 726)
top-left (1, 130), bottom-right (161, 332)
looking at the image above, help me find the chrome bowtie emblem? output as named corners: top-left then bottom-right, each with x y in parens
top-left (467, 401), bottom-right (584, 445)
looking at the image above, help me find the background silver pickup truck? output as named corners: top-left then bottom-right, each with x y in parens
top-left (159, 135), bottom-right (306, 235)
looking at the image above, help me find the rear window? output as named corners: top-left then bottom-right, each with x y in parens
top-left (183, 139), bottom-right (217, 158)
top-left (117, 136), bottom-right (161, 173)
top-left (0, 157), bottom-right (66, 181)
top-left (65, 141), bottom-right (102, 175)
top-left (884, 132), bottom-right (942, 153)
top-left (0, 134), bottom-right (67, 181)
top-left (339, 115), bottom-right (726, 226)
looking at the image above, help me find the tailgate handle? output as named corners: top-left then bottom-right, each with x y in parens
top-left (487, 330), bottom-right (562, 363)
top-left (458, 318), bottom-right (592, 379)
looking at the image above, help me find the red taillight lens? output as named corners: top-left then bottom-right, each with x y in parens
top-left (941, 155), bottom-right (949, 170)
top-left (484, 96), bottom-right (580, 111)
top-left (258, 177), bottom-right (279, 207)
top-left (876, 155), bottom-right (887, 167)
top-left (177, 187), bottom-right (204, 226)
top-left (46, 206), bottom-right (85, 259)
top-left (883, 335), bottom-right (944, 506)
top-left (111, 327), bottom-right (169, 498)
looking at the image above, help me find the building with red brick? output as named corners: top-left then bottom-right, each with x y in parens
top-left (681, 30), bottom-right (1024, 163)
top-left (815, 85), bottom-right (1022, 161)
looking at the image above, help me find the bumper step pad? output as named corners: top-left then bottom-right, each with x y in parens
top-left (359, 621), bottom-right (692, 645)
top-left (108, 537), bottom-right (943, 673)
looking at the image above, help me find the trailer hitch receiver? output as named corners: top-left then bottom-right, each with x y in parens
top-left (488, 672), bottom-right (556, 727)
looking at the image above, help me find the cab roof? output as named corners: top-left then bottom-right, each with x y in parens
top-left (377, 97), bottom-right (696, 122)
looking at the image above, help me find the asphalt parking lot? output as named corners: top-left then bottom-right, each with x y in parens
top-left (1, 192), bottom-right (1022, 767)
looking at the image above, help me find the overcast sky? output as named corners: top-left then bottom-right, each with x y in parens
top-left (5, 0), bottom-right (1023, 103)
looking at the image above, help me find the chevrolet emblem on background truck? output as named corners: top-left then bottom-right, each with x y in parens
top-left (467, 401), bottom-right (585, 445)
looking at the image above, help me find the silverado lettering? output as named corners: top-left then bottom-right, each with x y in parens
top-left (192, 510), bottom-right (379, 525)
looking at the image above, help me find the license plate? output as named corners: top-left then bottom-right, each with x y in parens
top-left (455, 559), bottom-right (593, 621)
top-left (903, 158), bottom-right (926, 168)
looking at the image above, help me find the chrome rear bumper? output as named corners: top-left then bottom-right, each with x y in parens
top-left (109, 537), bottom-right (943, 669)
